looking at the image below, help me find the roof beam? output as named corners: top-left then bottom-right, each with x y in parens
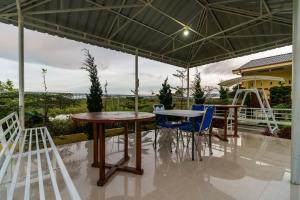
top-left (109, 4), bottom-right (148, 39)
top-left (210, 4), bottom-right (292, 26)
top-left (208, 0), bottom-right (244, 5)
top-left (0, 4), bottom-right (144, 17)
top-left (211, 33), bottom-right (291, 39)
top-left (106, 0), bottom-right (127, 38)
top-left (261, 0), bottom-right (271, 15)
top-left (194, 0), bottom-right (235, 52)
top-left (163, 11), bottom-right (284, 55)
top-left (85, 0), bottom-right (187, 48)
top-left (187, 8), bottom-right (207, 61)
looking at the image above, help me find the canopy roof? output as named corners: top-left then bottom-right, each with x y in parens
top-left (0, 0), bottom-right (292, 68)
top-left (218, 75), bottom-right (285, 87)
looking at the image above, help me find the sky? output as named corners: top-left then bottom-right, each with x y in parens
top-left (0, 23), bottom-right (292, 95)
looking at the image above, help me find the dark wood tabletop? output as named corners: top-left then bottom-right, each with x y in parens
top-left (71, 111), bottom-right (155, 123)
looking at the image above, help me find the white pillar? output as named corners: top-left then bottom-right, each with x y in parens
top-left (186, 66), bottom-right (190, 109)
top-left (135, 51), bottom-right (139, 113)
top-left (17, 1), bottom-right (25, 129)
top-left (291, 0), bottom-right (300, 184)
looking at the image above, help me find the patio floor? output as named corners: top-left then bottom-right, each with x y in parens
top-left (12, 130), bottom-right (300, 199)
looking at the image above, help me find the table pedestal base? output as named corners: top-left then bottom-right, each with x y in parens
top-left (93, 156), bottom-right (144, 186)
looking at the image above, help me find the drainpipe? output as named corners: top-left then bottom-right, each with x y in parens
top-left (291, 0), bottom-right (300, 185)
top-left (17, 0), bottom-right (25, 129)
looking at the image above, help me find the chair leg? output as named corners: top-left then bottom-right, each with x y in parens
top-left (169, 129), bottom-right (173, 153)
top-left (195, 135), bottom-right (203, 161)
top-left (180, 131), bottom-right (185, 147)
top-left (154, 127), bottom-right (158, 149)
top-left (192, 132), bottom-right (195, 161)
top-left (175, 129), bottom-right (179, 152)
top-left (209, 131), bottom-right (213, 155)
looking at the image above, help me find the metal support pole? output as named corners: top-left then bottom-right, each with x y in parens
top-left (135, 50), bottom-right (139, 113)
top-left (186, 66), bottom-right (190, 109)
top-left (291, 0), bottom-right (300, 185)
top-left (17, 0), bottom-right (25, 129)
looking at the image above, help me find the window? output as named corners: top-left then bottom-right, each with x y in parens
top-left (270, 82), bottom-right (273, 86)
top-left (289, 80), bottom-right (291, 84)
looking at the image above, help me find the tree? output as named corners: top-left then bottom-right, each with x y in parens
top-left (158, 77), bottom-right (174, 109)
top-left (172, 69), bottom-right (186, 108)
top-left (42, 68), bottom-right (49, 124)
top-left (192, 70), bottom-right (205, 104)
top-left (0, 80), bottom-right (15, 92)
top-left (104, 80), bottom-right (108, 111)
top-left (229, 84), bottom-right (239, 98)
top-left (81, 49), bottom-right (103, 112)
top-left (219, 85), bottom-right (229, 103)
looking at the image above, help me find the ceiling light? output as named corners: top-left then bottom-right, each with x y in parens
top-left (183, 28), bottom-right (189, 36)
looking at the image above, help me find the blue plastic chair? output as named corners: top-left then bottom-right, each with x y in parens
top-left (153, 104), bottom-right (180, 150)
top-left (179, 106), bottom-right (215, 160)
top-left (180, 104), bottom-right (205, 133)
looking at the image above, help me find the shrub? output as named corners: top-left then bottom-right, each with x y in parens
top-left (270, 86), bottom-right (291, 107)
top-left (47, 119), bottom-right (83, 137)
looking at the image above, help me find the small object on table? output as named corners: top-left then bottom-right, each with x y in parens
top-left (210, 105), bottom-right (243, 141)
top-left (71, 111), bottom-right (155, 186)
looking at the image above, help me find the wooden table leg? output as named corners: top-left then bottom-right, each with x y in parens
top-left (234, 107), bottom-right (239, 137)
top-left (97, 123), bottom-right (106, 186)
top-left (135, 121), bottom-right (143, 174)
top-left (92, 123), bottom-right (99, 167)
top-left (124, 122), bottom-right (129, 159)
top-left (224, 110), bottom-right (228, 141)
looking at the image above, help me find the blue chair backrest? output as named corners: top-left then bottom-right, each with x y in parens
top-left (200, 106), bottom-right (215, 132)
top-left (191, 104), bottom-right (205, 111)
top-left (153, 104), bottom-right (167, 125)
top-left (190, 104), bottom-right (205, 125)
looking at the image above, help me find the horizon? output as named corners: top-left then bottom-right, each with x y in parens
top-left (0, 23), bottom-right (292, 95)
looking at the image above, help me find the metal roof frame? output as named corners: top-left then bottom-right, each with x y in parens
top-left (0, 0), bottom-right (292, 68)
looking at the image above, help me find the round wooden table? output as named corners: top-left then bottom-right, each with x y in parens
top-left (71, 111), bottom-right (155, 186)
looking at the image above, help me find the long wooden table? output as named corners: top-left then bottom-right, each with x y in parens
top-left (71, 111), bottom-right (155, 186)
top-left (211, 105), bottom-right (243, 142)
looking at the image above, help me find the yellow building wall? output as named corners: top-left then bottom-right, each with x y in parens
top-left (240, 66), bottom-right (291, 97)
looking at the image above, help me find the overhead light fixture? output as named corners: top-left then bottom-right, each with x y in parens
top-left (183, 27), bottom-right (189, 36)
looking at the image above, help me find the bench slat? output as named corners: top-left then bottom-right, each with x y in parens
top-left (45, 128), bottom-right (81, 200)
top-left (40, 127), bottom-right (62, 200)
top-left (7, 131), bottom-right (27, 200)
top-left (35, 129), bottom-right (46, 200)
top-left (24, 129), bottom-right (32, 200)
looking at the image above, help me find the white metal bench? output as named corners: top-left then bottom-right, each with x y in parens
top-left (0, 112), bottom-right (81, 200)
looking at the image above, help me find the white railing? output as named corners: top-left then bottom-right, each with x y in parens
top-left (213, 107), bottom-right (291, 126)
